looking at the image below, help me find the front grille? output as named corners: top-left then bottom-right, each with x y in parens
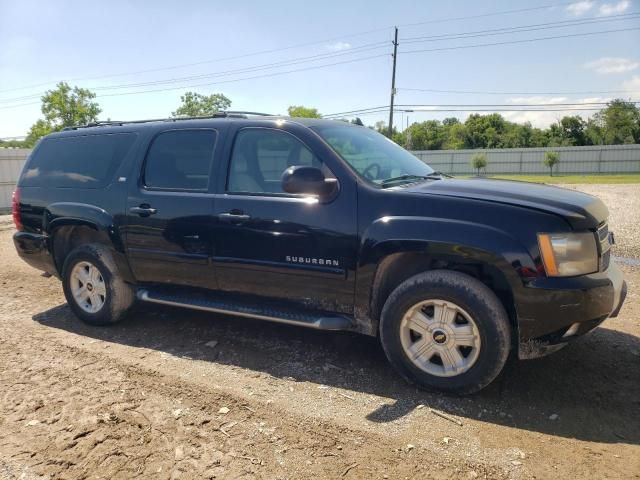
top-left (597, 222), bottom-right (611, 271)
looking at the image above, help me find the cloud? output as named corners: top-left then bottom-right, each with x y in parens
top-left (325, 41), bottom-right (351, 52)
top-left (566, 1), bottom-right (594, 15)
top-left (507, 96), bottom-right (569, 105)
top-left (598, 0), bottom-right (630, 15)
top-left (622, 75), bottom-right (640, 94)
top-left (585, 57), bottom-right (639, 74)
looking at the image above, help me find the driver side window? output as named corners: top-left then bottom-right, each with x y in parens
top-left (227, 128), bottom-right (324, 194)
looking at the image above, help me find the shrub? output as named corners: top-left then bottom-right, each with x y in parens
top-left (543, 151), bottom-right (560, 176)
top-left (471, 153), bottom-right (488, 176)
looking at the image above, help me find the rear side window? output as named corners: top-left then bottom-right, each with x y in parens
top-left (144, 130), bottom-right (217, 191)
top-left (20, 133), bottom-right (137, 188)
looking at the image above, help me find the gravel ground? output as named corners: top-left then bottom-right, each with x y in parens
top-left (558, 184), bottom-right (640, 259)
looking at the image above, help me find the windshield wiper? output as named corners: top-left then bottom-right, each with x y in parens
top-left (380, 174), bottom-right (429, 187)
top-left (427, 171), bottom-right (454, 178)
top-left (380, 172), bottom-right (451, 188)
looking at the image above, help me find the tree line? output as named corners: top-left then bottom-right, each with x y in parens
top-left (1, 81), bottom-right (638, 150)
top-left (375, 101), bottom-right (640, 150)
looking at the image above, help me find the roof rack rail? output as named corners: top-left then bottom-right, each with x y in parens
top-left (62, 111), bottom-right (276, 130)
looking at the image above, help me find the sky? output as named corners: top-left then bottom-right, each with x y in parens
top-left (0, 0), bottom-right (639, 138)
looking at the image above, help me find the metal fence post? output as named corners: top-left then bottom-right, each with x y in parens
top-left (519, 150), bottom-right (523, 174)
top-left (598, 148), bottom-right (603, 174)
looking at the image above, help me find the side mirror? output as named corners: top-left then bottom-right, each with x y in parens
top-left (281, 166), bottom-right (338, 198)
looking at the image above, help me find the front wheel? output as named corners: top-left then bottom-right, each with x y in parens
top-left (379, 270), bottom-right (511, 395)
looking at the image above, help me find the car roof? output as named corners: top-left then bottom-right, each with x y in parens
top-left (46, 115), bottom-right (357, 138)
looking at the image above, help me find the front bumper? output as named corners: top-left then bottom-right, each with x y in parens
top-left (517, 261), bottom-right (627, 359)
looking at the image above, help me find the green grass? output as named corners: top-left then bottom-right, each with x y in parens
top-left (472, 174), bottom-right (640, 184)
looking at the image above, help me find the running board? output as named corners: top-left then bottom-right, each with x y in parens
top-left (137, 289), bottom-right (353, 331)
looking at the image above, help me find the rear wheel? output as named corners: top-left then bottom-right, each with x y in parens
top-left (379, 270), bottom-right (511, 395)
top-left (62, 244), bottom-right (135, 325)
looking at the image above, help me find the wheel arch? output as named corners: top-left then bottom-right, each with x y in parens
top-left (44, 202), bottom-right (134, 282)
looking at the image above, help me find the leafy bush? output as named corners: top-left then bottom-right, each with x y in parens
top-left (543, 151), bottom-right (560, 176)
top-left (471, 153), bottom-right (488, 176)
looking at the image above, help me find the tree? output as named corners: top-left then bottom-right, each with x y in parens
top-left (464, 113), bottom-right (507, 149)
top-left (544, 151), bottom-right (560, 176)
top-left (287, 105), bottom-right (321, 118)
top-left (372, 121), bottom-right (400, 139)
top-left (471, 153), bottom-right (487, 176)
top-left (405, 120), bottom-right (445, 150)
top-left (172, 92), bottom-right (231, 117)
top-left (592, 99), bottom-right (640, 145)
top-left (26, 120), bottom-right (53, 147)
top-left (443, 122), bottom-right (466, 150)
top-left (24, 82), bottom-right (101, 146)
top-left (557, 116), bottom-right (587, 146)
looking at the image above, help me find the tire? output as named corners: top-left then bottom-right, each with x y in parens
top-left (62, 244), bottom-right (135, 326)
top-left (379, 270), bottom-right (511, 395)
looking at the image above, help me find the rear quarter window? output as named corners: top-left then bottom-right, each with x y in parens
top-left (19, 133), bottom-right (137, 188)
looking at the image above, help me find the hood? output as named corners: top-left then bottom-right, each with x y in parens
top-left (403, 178), bottom-right (608, 230)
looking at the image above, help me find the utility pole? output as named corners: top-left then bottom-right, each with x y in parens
top-left (388, 27), bottom-right (398, 138)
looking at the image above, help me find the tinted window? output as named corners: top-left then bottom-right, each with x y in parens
top-left (144, 130), bottom-right (217, 190)
top-left (20, 133), bottom-right (137, 188)
top-left (228, 128), bottom-right (323, 194)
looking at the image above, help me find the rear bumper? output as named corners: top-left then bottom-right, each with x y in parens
top-left (517, 261), bottom-right (627, 359)
top-left (13, 231), bottom-right (58, 276)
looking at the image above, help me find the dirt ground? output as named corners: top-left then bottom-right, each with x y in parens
top-left (1, 186), bottom-right (639, 479)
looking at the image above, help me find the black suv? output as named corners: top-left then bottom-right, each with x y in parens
top-left (13, 113), bottom-right (627, 394)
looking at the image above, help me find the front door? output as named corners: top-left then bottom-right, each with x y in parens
top-left (125, 128), bottom-right (220, 290)
top-left (212, 125), bottom-right (357, 314)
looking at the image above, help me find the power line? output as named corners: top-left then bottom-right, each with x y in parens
top-left (4, 24), bottom-right (634, 108)
top-left (323, 102), bottom-right (638, 117)
top-left (325, 107), bottom-right (617, 118)
top-left (0, 1), bottom-right (580, 95)
top-left (0, 54), bottom-right (390, 111)
top-left (397, 87), bottom-right (636, 96)
top-left (0, 30), bottom-right (394, 95)
top-left (0, 41), bottom-right (390, 104)
top-left (400, 27), bottom-right (640, 55)
top-left (398, 2), bottom-right (578, 28)
top-left (400, 12), bottom-right (640, 43)
top-left (394, 102), bottom-right (636, 107)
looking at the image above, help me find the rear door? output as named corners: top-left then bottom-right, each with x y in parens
top-left (211, 122), bottom-right (358, 314)
top-left (125, 127), bottom-right (221, 290)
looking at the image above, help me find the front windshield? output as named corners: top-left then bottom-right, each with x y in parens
top-left (312, 124), bottom-right (434, 185)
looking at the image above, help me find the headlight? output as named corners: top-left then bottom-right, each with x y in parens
top-left (537, 232), bottom-right (598, 277)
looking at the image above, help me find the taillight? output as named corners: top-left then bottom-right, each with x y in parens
top-left (12, 189), bottom-right (23, 231)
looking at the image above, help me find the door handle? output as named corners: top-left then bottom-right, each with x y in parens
top-left (130, 205), bottom-right (157, 217)
top-left (218, 212), bottom-right (251, 222)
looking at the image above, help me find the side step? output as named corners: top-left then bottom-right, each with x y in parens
top-left (137, 288), bottom-right (354, 331)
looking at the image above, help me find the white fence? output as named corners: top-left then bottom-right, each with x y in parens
top-left (0, 149), bottom-right (29, 212)
top-left (411, 144), bottom-right (640, 175)
top-left (1, 144), bottom-right (639, 211)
